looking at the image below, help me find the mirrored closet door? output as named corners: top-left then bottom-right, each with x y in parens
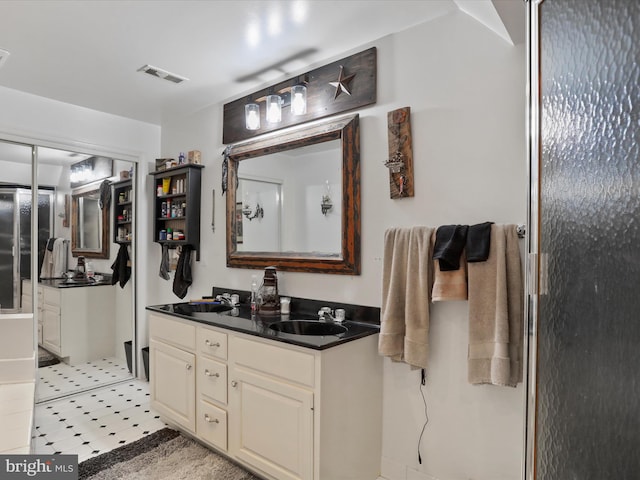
top-left (0, 139), bottom-right (137, 403)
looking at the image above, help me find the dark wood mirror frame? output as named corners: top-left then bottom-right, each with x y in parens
top-left (226, 114), bottom-right (360, 274)
top-left (71, 184), bottom-right (110, 259)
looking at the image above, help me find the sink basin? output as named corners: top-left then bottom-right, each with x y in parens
top-left (60, 278), bottom-right (98, 286)
top-left (268, 320), bottom-right (348, 336)
top-left (174, 302), bottom-right (233, 314)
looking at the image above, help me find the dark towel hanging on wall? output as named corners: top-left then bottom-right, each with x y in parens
top-left (432, 224), bottom-right (468, 271)
top-left (159, 244), bottom-right (170, 280)
top-left (173, 245), bottom-right (193, 299)
top-left (466, 221), bottom-right (493, 262)
top-left (110, 244), bottom-right (131, 288)
top-left (99, 179), bottom-right (111, 209)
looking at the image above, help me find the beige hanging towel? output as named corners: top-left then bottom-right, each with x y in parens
top-left (432, 253), bottom-right (468, 301)
top-left (379, 226), bottom-right (434, 369)
top-left (467, 224), bottom-right (523, 387)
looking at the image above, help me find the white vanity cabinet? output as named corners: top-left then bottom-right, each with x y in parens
top-left (149, 313), bottom-right (197, 432)
top-left (20, 280), bottom-right (42, 343)
top-left (148, 311), bottom-right (383, 480)
top-left (22, 279), bottom-right (116, 364)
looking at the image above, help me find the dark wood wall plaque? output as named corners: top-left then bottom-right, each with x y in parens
top-left (386, 107), bottom-right (414, 199)
top-left (223, 47), bottom-right (376, 144)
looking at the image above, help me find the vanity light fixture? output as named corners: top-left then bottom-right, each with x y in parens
top-left (266, 94), bottom-right (282, 124)
top-left (227, 47), bottom-right (376, 142)
top-left (243, 202), bottom-right (264, 221)
top-left (244, 83), bottom-right (308, 130)
top-left (321, 181), bottom-right (333, 215)
top-left (245, 103), bottom-right (261, 130)
top-left (69, 156), bottom-right (113, 189)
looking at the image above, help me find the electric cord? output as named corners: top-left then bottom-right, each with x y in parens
top-left (417, 368), bottom-right (429, 464)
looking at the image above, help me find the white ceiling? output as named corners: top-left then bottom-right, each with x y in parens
top-left (0, 0), bottom-right (524, 127)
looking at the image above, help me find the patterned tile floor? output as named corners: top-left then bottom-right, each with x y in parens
top-left (38, 356), bottom-right (132, 403)
top-left (33, 380), bottom-right (166, 463)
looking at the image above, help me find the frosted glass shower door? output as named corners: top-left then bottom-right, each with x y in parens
top-left (531, 0), bottom-right (640, 477)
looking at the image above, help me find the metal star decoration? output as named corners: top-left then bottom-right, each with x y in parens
top-left (329, 65), bottom-right (356, 99)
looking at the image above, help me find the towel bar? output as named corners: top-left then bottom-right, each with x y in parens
top-left (517, 224), bottom-right (526, 238)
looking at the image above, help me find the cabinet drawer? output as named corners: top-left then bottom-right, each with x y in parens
top-left (197, 327), bottom-right (228, 360)
top-left (42, 287), bottom-right (60, 307)
top-left (232, 336), bottom-right (315, 388)
top-left (197, 399), bottom-right (227, 451)
top-left (198, 356), bottom-right (227, 405)
top-left (150, 313), bottom-right (196, 351)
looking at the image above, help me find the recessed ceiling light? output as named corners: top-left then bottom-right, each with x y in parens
top-left (0, 49), bottom-right (10, 69)
top-left (137, 64), bottom-right (189, 84)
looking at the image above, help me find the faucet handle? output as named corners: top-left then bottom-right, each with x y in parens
top-left (318, 307), bottom-right (333, 320)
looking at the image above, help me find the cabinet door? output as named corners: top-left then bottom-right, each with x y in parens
top-left (42, 304), bottom-right (61, 355)
top-left (229, 367), bottom-right (313, 480)
top-left (150, 339), bottom-right (196, 432)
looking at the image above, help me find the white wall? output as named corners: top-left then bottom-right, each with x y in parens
top-left (0, 85), bottom-right (161, 374)
top-left (158, 10), bottom-right (526, 480)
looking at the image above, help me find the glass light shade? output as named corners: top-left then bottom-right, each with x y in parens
top-left (245, 103), bottom-right (260, 130)
top-left (290, 85), bottom-right (307, 115)
top-left (266, 95), bottom-right (282, 123)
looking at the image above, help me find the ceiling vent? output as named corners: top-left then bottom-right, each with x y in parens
top-left (137, 64), bottom-right (189, 84)
top-left (0, 49), bottom-right (10, 69)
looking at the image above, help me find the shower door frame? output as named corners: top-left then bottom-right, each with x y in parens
top-left (524, 1), bottom-right (543, 480)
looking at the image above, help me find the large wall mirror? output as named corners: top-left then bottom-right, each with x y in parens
top-left (71, 184), bottom-right (110, 258)
top-left (226, 114), bottom-right (360, 274)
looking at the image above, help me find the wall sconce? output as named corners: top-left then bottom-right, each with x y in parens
top-left (290, 85), bottom-right (307, 115)
top-left (321, 181), bottom-right (333, 215)
top-left (242, 202), bottom-right (264, 221)
top-left (245, 103), bottom-right (260, 130)
top-left (266, 94), bottom-right (282, 124)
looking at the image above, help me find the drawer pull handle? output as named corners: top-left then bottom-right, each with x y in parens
top-left (204, 369), bottom-right (220, 378)
top-left (186, 363), bottom-right (192, 370)
top-left (231, 380), bottom-right (238, 388)
top-left (205, 340), bottom-right (221, 348)
top-left (204, 414), bottom-right (219, 424)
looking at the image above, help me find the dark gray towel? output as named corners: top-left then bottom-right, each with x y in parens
top-left (433, 225), bottom-right (468, 271)
top-left (173, 245), bottom-right (193, 299)
top-left (99, 179), bottom-right (111, 209)
top-left (110, 244), bottom-right (131, 288)
top-left (159, 244), bottom-right (170, 280)
top-left (466, 222), bottom-right (493, 262)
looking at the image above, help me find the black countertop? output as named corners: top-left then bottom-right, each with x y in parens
top-left (146, 303), bottom-right (380, 351)
top-left (39, 278), bottom-right (113, 289)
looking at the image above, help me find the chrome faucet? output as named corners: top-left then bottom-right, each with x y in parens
top-left (318, 307), bottom-right (334, 322)
top-left (217, 293), bottom-right (233, 305)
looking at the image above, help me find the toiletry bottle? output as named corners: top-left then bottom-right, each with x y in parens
top-left (250, 275), bottom-right (259, 312)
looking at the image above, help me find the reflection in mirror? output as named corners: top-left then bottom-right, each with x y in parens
top-left (236, 140), bottom-right (342, 254)
top-left (227, 114), bottom-right (360, 274)
top-left (0, 140), bottom-right (137, 403)
top-left (71, 184), bottom-right (110, 258)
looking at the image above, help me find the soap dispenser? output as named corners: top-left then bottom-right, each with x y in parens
top-left (258, 266), bottom-right (280, 315)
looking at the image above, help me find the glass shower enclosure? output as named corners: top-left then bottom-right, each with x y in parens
top-left (0, 187), bottom-right (53, 312)
top-left (526, 0), bottom-right (640, 477)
